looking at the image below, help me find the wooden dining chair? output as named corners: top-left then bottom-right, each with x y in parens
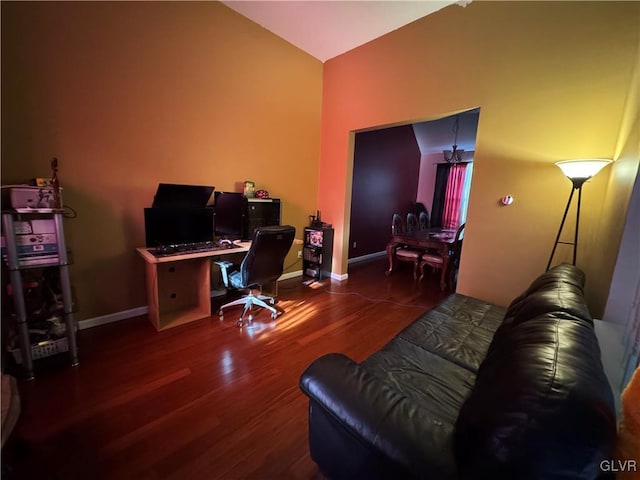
top-left (392, 213), bottom-right (421, 279)
top-left (419, 223), bottom-right (465, 287)
top-left (418, 211), bottom-right (430, 230)
top-left (406, 213), bottom-right (418, 233)
top-left (392, 213), bottom-right (404, 235)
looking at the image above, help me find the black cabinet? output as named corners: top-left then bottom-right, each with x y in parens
top-left (303, 226), bottom-right (333, 280)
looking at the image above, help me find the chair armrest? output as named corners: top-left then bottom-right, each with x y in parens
top-left (299, 353), bottom-right (456, 479)
top-left (214, 260), bottom-right (236, 287)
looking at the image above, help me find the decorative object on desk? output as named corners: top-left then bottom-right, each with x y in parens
top-left (255, 189), bottom-right (269, 199)
top-left (243, 180), bottom-right (256, 198)
top-left (443, 114), bottom-right (465, 164)
top-left (546, 158), bottom-right (612, 270)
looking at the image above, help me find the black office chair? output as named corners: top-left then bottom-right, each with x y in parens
top-left (217, 225), bottom-right (295, 327)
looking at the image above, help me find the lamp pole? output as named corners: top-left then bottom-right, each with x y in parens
top-left (546, 178), bottom-right (587, 271)
top-left (546, 159), bottom-right (611, 271)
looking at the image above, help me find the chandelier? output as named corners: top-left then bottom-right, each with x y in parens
top-left (443, 115), bottom-right (465, 163)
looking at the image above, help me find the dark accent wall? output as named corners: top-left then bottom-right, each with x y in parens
top-left (349, 125), bottom-right (421, 259)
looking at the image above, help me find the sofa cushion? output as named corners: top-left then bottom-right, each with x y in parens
top-left (454, 314), bottom-right (617, 479)
top-left (387, 293), bottom-right (506, 373)
top-left (362, 342), bottom-right (478, 425)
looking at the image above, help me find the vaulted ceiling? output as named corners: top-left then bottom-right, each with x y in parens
top-left (221, 1), bottom-right (458, 62)
top-left (222, 1), bottom-right (477, 153)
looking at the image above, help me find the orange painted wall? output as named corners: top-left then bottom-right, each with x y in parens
top-left (319, 1), bottom-right (639, 312)
top-left (1, 2), bottom-right (322, 320)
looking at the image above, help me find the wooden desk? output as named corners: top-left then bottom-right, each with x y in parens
top-left (136, 242), bottom-right (251, 331)
top-left (385, 229), bottom-right (457, 290)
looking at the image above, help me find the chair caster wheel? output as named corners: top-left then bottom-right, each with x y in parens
top-left (236, 319), bottom-right (243, 328)
top-left (271, 312), bottom-right (277, 319)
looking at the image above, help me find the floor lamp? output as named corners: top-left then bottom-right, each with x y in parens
top-left (546, 159), bottom-right (612, 271)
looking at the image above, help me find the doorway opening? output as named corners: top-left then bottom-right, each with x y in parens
top-left (347, 108), bottom-right (480, 264)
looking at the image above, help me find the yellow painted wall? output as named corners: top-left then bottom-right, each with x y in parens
top-left (1, 2), bottom-right (322, 321)
top-left (319, 1), bottom-right (639, 310)
top-left (586, 58), bottom-right (640, 318)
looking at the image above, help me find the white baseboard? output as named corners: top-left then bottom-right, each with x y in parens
top-left (348, 250), bottom-right (386, 265)
top-left (280, 269), bottom-right (303, 281)
top-left (78, 271), bottom-right (305, 330)
top-left (78, 306), bottom-right (148, 330)
top-left (331, 272), bottom-right (348, 281)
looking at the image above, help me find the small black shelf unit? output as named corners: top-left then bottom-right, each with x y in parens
top-left (303, 226), bottom-right (334, 280)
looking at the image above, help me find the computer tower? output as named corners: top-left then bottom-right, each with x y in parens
top-left (242, 198), bottom-right (281, 240)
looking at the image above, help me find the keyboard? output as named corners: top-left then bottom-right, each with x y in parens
top-left (150, 241), bottom-right (241, 257)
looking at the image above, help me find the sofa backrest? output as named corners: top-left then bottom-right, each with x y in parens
top-left (503, 262), bottom-right (593, 327)
top-left (454, 264), bottom-right (617, 479)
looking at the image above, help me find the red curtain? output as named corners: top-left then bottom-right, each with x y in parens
top-left (442, 163), bottom-right (467, 229)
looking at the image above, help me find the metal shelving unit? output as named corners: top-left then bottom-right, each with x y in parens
top-left (2, 210), bottom-right (78, 379)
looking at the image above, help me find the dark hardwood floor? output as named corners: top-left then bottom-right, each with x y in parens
top-left (3, 256), bottom-right (449, 479)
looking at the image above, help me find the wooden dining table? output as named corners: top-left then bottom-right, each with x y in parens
top-left (385, 228), bottom-right (458, 290)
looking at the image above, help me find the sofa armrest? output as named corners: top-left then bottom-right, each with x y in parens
top-left (300, 353), bottom-right (457, 479)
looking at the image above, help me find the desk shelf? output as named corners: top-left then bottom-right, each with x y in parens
top-left (137, 242), bottom-right (251, 331)
top-left (145, 258), bottom-right (211, 331)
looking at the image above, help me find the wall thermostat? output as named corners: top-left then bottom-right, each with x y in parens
top-left (501, 195), bottom-right (514, 206)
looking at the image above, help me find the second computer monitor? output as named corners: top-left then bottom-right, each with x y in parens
top-left (214, 191), bottom-right (244, 240)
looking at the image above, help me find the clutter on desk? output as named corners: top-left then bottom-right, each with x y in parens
top-left (243, 180), bottom-right (256, 198)
top-left (308, 210), bottom-right (331, 229)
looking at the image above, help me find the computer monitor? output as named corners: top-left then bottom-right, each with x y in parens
top-left (214, 192), bottom-right (244, 240)
top-left (144, 207), bottom-right (215, 247)
top-left (151, 183), bottom-right (215, 208)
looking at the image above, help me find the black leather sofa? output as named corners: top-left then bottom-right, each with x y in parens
top-left (299, 264), bottom-right (617, 479)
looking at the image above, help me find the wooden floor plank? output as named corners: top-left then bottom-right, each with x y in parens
top-left (2, 257), bottom-right (449, 479)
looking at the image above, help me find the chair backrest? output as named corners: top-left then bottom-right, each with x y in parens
top-left (406, 213), bottom-right (418, 233)
top-left (451, 223), bottom-right (466, 257)
top-left (418, 211), bottom-right (430, 230)
top-left (392, 213), bottom-right (404, 235)
top-left (237, 225), bottom-right (296, 288)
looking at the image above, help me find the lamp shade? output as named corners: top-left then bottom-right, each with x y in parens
top-left (555, 159), bottom-right (612, 180)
